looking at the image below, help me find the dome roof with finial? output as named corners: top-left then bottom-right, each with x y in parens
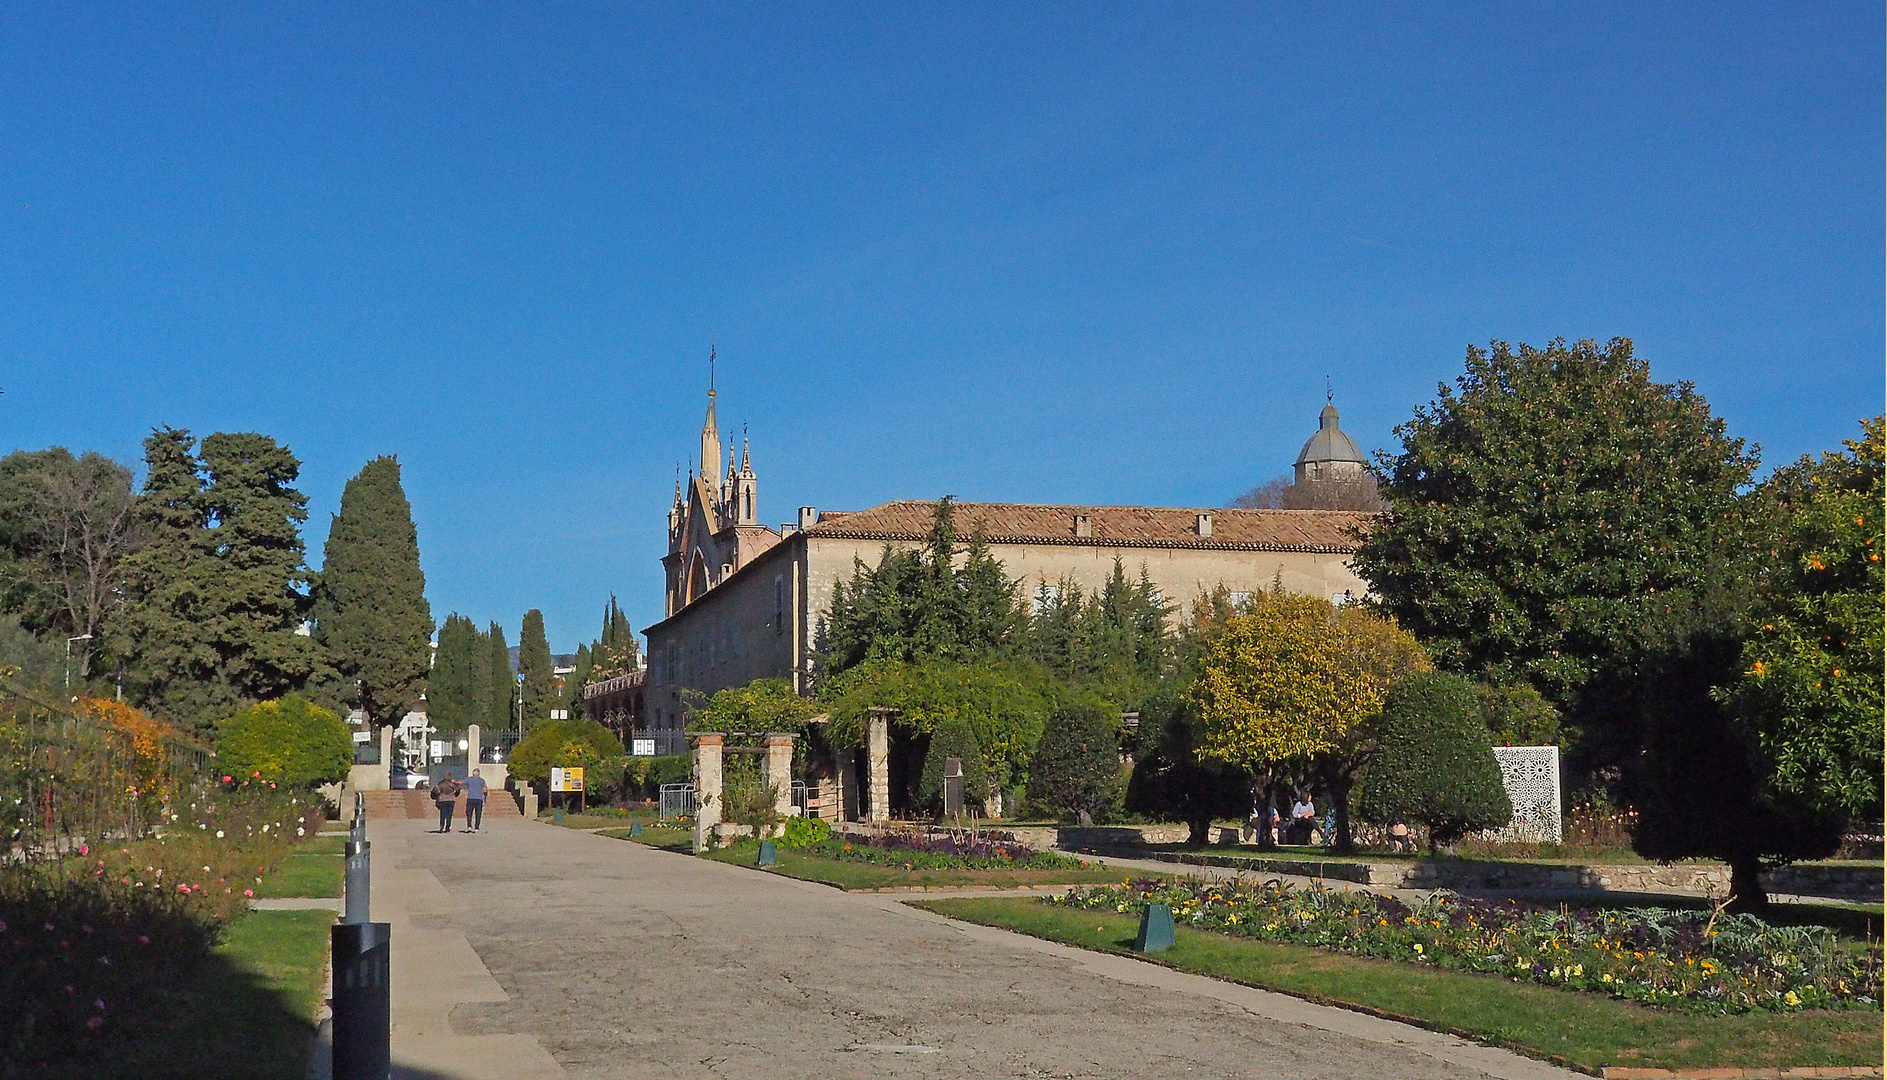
top-left (1295, 401), bottom-right (1366, 467)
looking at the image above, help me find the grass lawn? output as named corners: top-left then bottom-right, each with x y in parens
top-left (916, 897), bottom-right (1882, 1073)
top-left (597, 825), bottom-right (694, 853)
top-left (702, 845), bottom-right (1136, 891)
top-left (254, 853), bottom-right (343, 899)
top-left (213, 908), bottom-right (334, 1050)
top-left (544, 809), bottom-right (664, 830)
top-left (296, 835), bottom-right (347, 855)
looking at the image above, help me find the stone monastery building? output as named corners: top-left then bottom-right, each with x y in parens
top-left (640, 368), bottom-right (1376, 737)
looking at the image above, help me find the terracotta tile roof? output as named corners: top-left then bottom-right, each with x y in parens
top-left (804, 501), bottom-right (1370, 553)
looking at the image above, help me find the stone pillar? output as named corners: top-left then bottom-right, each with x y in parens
top-left (762, 733), bottom-right (796, 829)
top-left (834, 747), bottom-right (857, 821)
top-left (867, 711), bottom-right (890, 823)
top-left (692, 733), bottom-right (724, 854)
top-left (377, 725), bottom-right (394, 790)
top-left (466, 724), bottom-right (481, 780)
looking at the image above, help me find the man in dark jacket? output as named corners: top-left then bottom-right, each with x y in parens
top-left (435, 775), bottom-right (461, 833)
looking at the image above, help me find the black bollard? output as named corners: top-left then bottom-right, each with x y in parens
top-left (331, 922), bottom-right (390, 1080)
top-left (343, 840), bottom-right (371, 924)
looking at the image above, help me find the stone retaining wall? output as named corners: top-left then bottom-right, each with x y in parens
top-left (1080, 847), bottom-right (1882, 903)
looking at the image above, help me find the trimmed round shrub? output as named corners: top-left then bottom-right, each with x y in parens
top-left (507, 719), bottom-right (624, 785)
top-left (215, 694), bottom-right (353, 789)
top-left (918, 717), bottom-right (990, 816)
top-left (1026, 702), bottom-right (1122, 822)
top-left (1357, 672), bottom-right (1512, 851)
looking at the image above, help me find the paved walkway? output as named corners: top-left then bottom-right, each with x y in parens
top-left (363, 815), bottom-right (1578, 1080)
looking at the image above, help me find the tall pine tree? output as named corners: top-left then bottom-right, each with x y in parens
top-left (197, 433), bottom-right (321, 712)
top-left (311, 456), bottom-right (432, 727)
top-left (518, 608), bottom-right (554, 730)
top-left (484, 621), bottom-right (516, 730)
top-left (111, 428), bottom-right (221, 731)
top-left (429, 613), bottom-right (483, 729)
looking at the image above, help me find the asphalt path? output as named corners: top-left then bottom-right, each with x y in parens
top-left (370, 815), bottom-right (1579, 1080)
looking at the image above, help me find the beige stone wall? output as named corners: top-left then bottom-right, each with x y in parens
top-left (652, 531), bottom-right (1369, 723)
top-left (797, 536), bottom-right (1368, 670)
top-left (646, 544), bottom-right (799, 728)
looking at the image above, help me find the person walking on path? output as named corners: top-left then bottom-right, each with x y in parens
top-left (436, 775), bottom-right (461, 833)
top-left (463, 769), bottom-right (487, 833)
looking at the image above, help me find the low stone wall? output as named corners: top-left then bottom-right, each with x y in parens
top-left (990, 824), bottom-right (1193, 849)
top-left (1073, 847), bottom-right (1883, 903)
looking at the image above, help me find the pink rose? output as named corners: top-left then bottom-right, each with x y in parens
top-left (243, 889), bottom-right (254, 898)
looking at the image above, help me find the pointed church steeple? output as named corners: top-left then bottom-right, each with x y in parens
top-left (699, 347), bottom-right (723, 498)
top-left (733, 426), bottom-right (758, 525)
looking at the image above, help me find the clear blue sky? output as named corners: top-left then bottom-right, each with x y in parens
top-left (3, 4), bottom-right (1881, 652)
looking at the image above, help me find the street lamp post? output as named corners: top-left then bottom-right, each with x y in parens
top-left (65, 633), bottom-right (94, 697)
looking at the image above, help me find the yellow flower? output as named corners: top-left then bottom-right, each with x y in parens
top-left (1413, 944), bottom-right (1423, 954)
top-left (1783, 991), bottom-right (1801, 1007)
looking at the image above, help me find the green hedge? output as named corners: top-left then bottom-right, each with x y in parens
top-left (214, 695), bottom-right (352, 789)
top-left (1357, 671), bottom-right (1511, 849)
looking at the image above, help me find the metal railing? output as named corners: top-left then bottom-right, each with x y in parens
top-left (659, 783), bottom-right (696, 821)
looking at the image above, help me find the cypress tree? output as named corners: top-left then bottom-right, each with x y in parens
top-left (195, 432), bottom-right (320, 718)
top-left (484, 621), bottom-right (516, 730)
top-left (111, 428), bottom-right (220, 732)
top-left (518, 608), bottom-right (554, 730)
top-left (312, 456), bottom-right (432, 727)
top-left (429, 613), bottom-right (483, 729)
top-left (563, 642), bottom-right (593, 718)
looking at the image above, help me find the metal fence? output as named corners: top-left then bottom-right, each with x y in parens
top-left (1, 679), bottom-right (209, 861)
top-left (482, 730), bottom-right (521, 763)
top-left (658, 783), bottom-right (696, 822)
top-left (630, 728), bottom-right (689, 757)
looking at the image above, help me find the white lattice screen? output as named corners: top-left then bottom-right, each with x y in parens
top-left (1485, 745), bottom-right (1561, 844)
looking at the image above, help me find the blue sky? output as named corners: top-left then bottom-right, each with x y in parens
top-left (2, 3), bottom-right (1881, 651)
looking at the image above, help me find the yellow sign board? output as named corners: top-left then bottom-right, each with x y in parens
top-left (549, 766), bottom-right (586, 793)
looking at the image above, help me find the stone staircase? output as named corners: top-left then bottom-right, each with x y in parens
top-left (355, 787), bottom-right (525, 820)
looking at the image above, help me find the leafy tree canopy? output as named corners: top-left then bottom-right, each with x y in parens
top-left (1026, 558), bottom-right (1174, 699)
top-left (919, 716), bottom-right (990, 815)
top-left (1354, 338), bottom-right (1756, 710)
top-left (1191, 593), bottom-right (1428, 770)
top-left (429, 613), bottom-right (483, 730)
top-left (213, 694), bottom-right (352, 789)
top-left (517, 608), bottom-right (554, 729)
top-left (690, 678), bottom-right (822, 734)
top-left (1025, 700), bottom-right (1123, 822)
top-left (820, 497), bottom-right (1026, 677)
top-left (311, 456), bottom-right (431, 726)
top-left (822, 658), bottom-right (1063, 787)
top-left (1356, 671), bottom-right (1512, 851)
top-left (1718, 416), bottom-right (1885, 823)
top-left (484, 621), bottom-right (514, 731)
top-left (507, 718), bottom-right (623, 785)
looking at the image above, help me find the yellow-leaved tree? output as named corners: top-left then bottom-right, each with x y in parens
top-left (1191, 593), bottom-right (1428, 850)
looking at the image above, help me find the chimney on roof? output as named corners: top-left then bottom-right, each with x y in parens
top-left (1196, 513), bottom-right (1213, 538)
top-left (798, 506), bottom-right (818, 530)
top-left (1073, 513), bottom-right (1093, 538)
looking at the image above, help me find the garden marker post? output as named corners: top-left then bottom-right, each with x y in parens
top-left (331, 921), bottom-right (391, 1080)
top-left (1136, 904), bottom-right (1175, 953)
top-left (758, 840), bottom-right (777, 866)
top-left (343, 839), bottom-right (371, 924)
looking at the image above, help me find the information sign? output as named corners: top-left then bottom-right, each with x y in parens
top-left (632, 738), bottom-right (656, 757)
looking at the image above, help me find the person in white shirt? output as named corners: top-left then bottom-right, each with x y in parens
top-left (1289, 794), bottom-right (1317, 845)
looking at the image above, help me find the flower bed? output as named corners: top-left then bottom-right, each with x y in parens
top-left (1052, 879), bottom-right (1883, 1014)
top-left (811, 831), bottom-right (1082, 872)
top-left (0, 785), bottom-right (325, 1071)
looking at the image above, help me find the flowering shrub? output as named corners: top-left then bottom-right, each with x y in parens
top-left (1053, 879), bottom-right (1882, 1014)
top-left (808, 830), bottom-right (1082, 871)
top-left (0, 784), bottom-right (324, 1070)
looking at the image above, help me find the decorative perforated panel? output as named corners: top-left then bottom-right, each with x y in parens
top-left (1486, 745), bottom-right (1561, 844)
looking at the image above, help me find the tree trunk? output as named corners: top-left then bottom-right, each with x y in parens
top-left (1254, 770), bottom-right (1277, 851)
top-left (1187, 812), bottom-right (1212, 847)
top-left (1328, 777), bottom-right (1354, 854)
top-left (1728, 854), bottom-right (1768, 914)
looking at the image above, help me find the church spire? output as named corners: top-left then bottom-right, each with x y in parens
top-left (699, 346), bottom-right (723, 494)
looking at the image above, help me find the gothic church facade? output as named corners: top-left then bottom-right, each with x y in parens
top-left (642, 379), bottom-right (1375, 734)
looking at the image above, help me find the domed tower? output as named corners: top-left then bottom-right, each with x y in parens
top-left (1294, 401), bottom-right (1367, 484)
